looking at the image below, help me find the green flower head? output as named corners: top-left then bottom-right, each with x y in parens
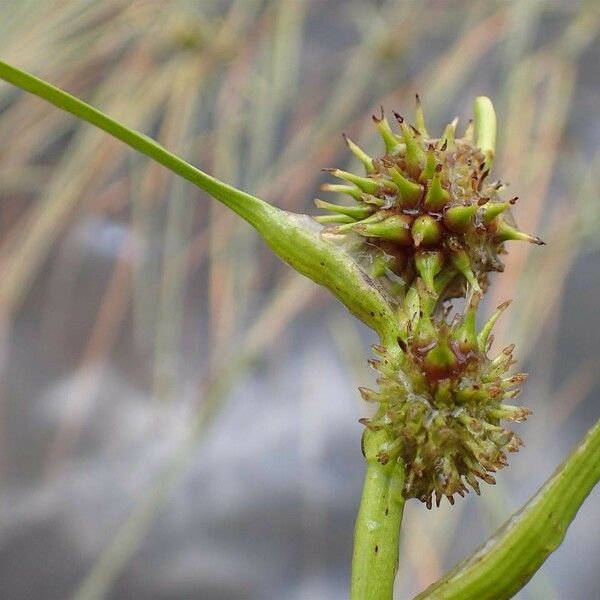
top-left (315, 96), bottom-right (543, 301)
top-left (361, 288), bottom-right (530, 508)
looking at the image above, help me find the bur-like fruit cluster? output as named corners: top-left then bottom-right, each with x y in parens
top-left (315, 98), bottom-right (541, 506)
top-left (316, 97), bottom-right (542, 298)
top-left (361, 290), bottom-right (530, 507)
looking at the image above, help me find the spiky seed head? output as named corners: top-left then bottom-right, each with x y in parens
top-left (361, 287), bottom-right (530, 506)
top-left (314, 97), bottom-right (543, 299)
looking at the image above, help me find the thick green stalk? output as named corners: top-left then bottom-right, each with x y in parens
top-left (415, 419), bottom-right (600, 600)
top-left (352, 428), bottom-right (406, 600)
top-left (0, 60), bottom-right (399, 340)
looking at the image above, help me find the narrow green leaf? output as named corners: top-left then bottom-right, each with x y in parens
top-left (0, 61), bottom-right (399, 341)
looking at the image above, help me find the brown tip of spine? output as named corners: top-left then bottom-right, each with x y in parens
top-left (410, 123), bottom-right (421, 136)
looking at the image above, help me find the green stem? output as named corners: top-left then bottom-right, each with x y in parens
top-left (415, 419), bottom-right (600, 600)
top-left (0, 60), bottom-right (399, 339)
top-left (352, 428), bottom-right (406, 600)
top-left (0, 60), bottom-right (269, 227)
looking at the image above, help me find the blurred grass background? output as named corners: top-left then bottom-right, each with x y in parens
top-left (0, 1), bottom-right (598, 599)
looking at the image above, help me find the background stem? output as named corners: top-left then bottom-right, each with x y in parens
top-left (351, 429), bottom-right (406, 600)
